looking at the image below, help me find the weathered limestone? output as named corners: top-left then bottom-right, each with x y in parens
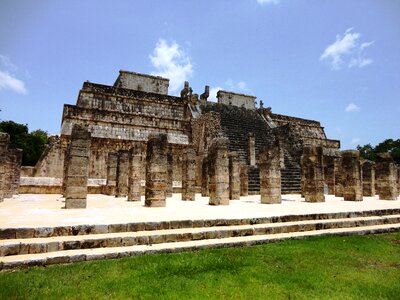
top-left (181, 147), bottom-right (196, 201)
top-left (240, 163), bottom-right (249, 197)
top-left (64, 125), bottom-right (91, 209)
top-left (127, 144), bottom-right (143, 201)
top-left (145, 134), bottom-right (168, 207)
top-left (166, 147), bottom-right (173, 197)
top-left (334, 157), bottom-right (343, 197)
top-left (362, 160), bottom-right (375, 197)
top-left (208, 138), bottom-right (230, 205)
top-left (0, 133), bottom-right (10, 202)
top-left (260, 146), bottom-right (282, 204)
top-left (341, 150), bottom-right (363, 201)
top-left (116, 150), bottom-right (129, 197)
top-left (248, 133), bottom-right (256, 166)
top-left (301, 146), bottom-right (325, 202)
top-left (201, 156), bottom-right (209, 197)
top-left (228, 152), bottom-right (240, 200)
top-left (375, 153), bottom-right (398, 200)
top-left (323, 155), bottom-right (336, 194)
top-left (105, 152), bottom-right (118, 195)
top-left (3, 145), bottom-right (23, 198)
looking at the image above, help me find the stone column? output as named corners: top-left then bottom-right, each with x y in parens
top-left (334, 157), bottom-right (343, 197)
top-left (260, 146), bottom-right (282, 204)
top-left (248, 133), bottom-right (256, 166)
top-left (128, 144), bottom-right (143, 201)
top-left (0, 133), bottom-right (10, 202)
top-left (240, 163), bottom-right (249, 196)
top-left (116, 150), bottom-right (129, 197)
top-left (12, 148), bottom-right (22, 196)
top-left (341, 150), bottom-right (363, 201)
top-left (201, 155), bottom-right (209, 197)
top-left (182, 147), bottom-right (196, 201)
top-left (208, 138), bottom-right (230, 205)
top-left (323, 155), bottom-right (336, 194)
top-left (362, 160), bottom-right (375, 197)
top-left (397, 166), bottom-right (400, 196)
top-left (105, 151), bottom-right (118, 195)
top-left (64, 124), bottom-right (91, 209)
top-left (166, 146), bottom-right (173, 197)
top-left (375, 153), bottom-right (398, 200)
top-left (301, 146), bottom-right (325, 202)
top-left (228, 152), bottom-right (240, 200)
top-left (145, 134), bottom-right (168, 207)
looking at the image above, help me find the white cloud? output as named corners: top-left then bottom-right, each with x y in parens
top-left (149, 39), bottom-right (193, 94)
top-left (345, 103), bottom-right (360, 112)
top-left (0, 55), bottom-right (18, 72)
top-left (226, 79), bottom-right (248, 92)
top-left (320, 28), bottom-right (374, 70)
top-left (208, 86), bottom-right (223, 102)
top-left (257, 0), bottom-right (280, 5)
top-left (351, 137), bottom-right (361, 145)
top-left (0, 70), bottom-right (27, 94)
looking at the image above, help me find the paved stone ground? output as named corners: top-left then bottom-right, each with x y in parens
top-left (1, 193), bottom-right (400, 229)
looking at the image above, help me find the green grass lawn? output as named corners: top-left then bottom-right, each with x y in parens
top-left (1, 233), bottom-right (399, 299)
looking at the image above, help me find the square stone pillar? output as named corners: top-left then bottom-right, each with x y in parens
top-left (145, 134), bottom-right (168, 207)
top-left (11, 148), bottom-right (22, 196)
top-left (248, 133), bottom-right (256, 166)
top-left (260, 146), bottom-right (282, 204)
top-left (341, 150), bottom-right (363, 201)
top-left (375, 153), bottom-right (398, 200)
top-left (105, 151), bottom-right (118, 195)
top-left (228, 152), bottom-right (240, 200)
top-left (323, 155), bottom-right (336, 194)
top-left (201, 155), bottom-right (209, 197)
top-left (64, 124), bottom-right (91, 209)
top-left (4, 145), bottom-right (22, 198)
top-left (362, 160), bottom-right (375, 197)
top-left (182, 147), bottom-right (196, 201)
top-left (116, 150), bottom-right (129, 197)
top-left (166, 146), bottom-right (173, 197)
top-left (208, 138), bottom-right (230, 205)
top-left (334, 157), bottom-right (343, 197)
top-left (128, 143), bottom-right (143, 201)
top-left (0, 133), bottom-right (10, 202)
top-left (240, 163), bottom-right (249, 197)
top-left (301, 146), bottom-right (325, 202)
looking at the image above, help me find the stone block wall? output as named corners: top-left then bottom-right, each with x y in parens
top-left (375, 153), bottom-right (398, 200)
top-left (341, 150), bottom-right (363, 201)
top-left (63, 125), bottom-right (91, 209)
top-left (217, 90), bottom-right (256, 110)
top-left (208, 138), bottom-right (230, 205)
top-left (113, 70), bottom-right (169, 95)
top-left (145, 134), bottom-right (168, 207)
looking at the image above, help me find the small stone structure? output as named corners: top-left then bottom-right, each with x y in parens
top-left (375, 153), bottom-right (398, 200)
top-left (259, 145), bottom-right (282, 204)
top-left (240, 163), bottom-right (249, 196)
top-left (341, 150), bottom-right (363, 201)
top-left (105, 152), bottom-right (118, 195)
top-left (217, 90), bottom-right (256, 110)
top-left (362, 160), bottom-right (375, 197)
top-left (208, 138), bottom-right (230, 205)
top-left (301, 146), bottom-right (325, 202)
top-left (201, 156), bottom-right (209, 197)
top-left (182, 147), bottom-right (196, 201)
top-left (127, 143), bottom-right (143, 201)
top-left (116, 150), bottom-right (129, 197)
top-left (63, 124), bottom-right (91, 209)
top-left (228, 152), bottom-right (240, 200)
top-left (145, 134), bottom-right (168, 207)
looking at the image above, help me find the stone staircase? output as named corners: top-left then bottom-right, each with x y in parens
top-left (1, 209), bottom-right (400, 270)
top-left (201, 104), bottom-right (301, 194)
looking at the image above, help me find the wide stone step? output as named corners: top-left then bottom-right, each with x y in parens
top-left (1, 215), bottom-right (400, 257)
top-left (2, 222), bottom-right (400, 270)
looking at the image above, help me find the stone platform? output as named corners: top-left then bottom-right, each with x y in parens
top-left (1, 193), bottom-right (400, 270)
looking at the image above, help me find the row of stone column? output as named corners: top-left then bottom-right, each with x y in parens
top-left (0, 132), bottom-right (23, 202)
top-left (301, 146), bottom-right (399, 202)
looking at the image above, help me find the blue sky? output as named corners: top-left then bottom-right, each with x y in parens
top-left (0, 0), bottom-right (399, 149)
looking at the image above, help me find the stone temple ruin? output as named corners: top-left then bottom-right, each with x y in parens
top-left (2, 70), bottom-right (399, 204)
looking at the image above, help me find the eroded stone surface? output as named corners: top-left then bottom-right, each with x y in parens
top-left (341, 150), bottom-right (363, 201)
top-left (376, 153), bottom-right (398, 200)
top-left (301, 146), bottom-right (325, 202)
top-left (229, 152), bottom-right (240, 200)
top-left (362, 160), bottom-right (375, 197)
top-left (208, 138), bottom-right (230, 205)
top-left (128, 143), bottom-right (143, 201)
top-left (182, 147), bottom-right (196, 201)
top-left (260, 146), bottom-right (282, 204)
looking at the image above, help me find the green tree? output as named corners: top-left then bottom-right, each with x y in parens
top-left (357, 139), bottom-right (400, 164)
top-left (0, 120), bottom-right (49, 166)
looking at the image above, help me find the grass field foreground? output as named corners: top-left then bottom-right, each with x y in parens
top-left (1, 233), bottom-right (399, 299)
